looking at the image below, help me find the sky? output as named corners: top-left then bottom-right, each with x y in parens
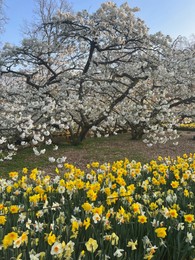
top-left (1, 0), bottom-right (195, 45)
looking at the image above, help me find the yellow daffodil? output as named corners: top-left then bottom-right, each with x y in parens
top-left (47, 232), bottom-right (56, 246)
top-left (127, 239), bottom-right (138, 250)
top-left (184, 214), bottom-right (194, 223)
top-left (0, 215), bottom-right (6, 225)
top-left (168, 209), bottom-right (178, 218)
top-left (85, 238), bottom-right (98, 253)
top-left (10, 205), bottom-right (19, 214)
top-left (155, 227), bottom-right (167, 238)
top-left (138, 215), bottom-right (147, 224)
top-left (83, 217), bottom-right (91, 230)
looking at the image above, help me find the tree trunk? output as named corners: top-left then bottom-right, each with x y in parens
top-left (130, 125), bottom-right (144, 140)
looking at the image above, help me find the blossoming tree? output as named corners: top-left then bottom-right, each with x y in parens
top-left (0, 1), bottom-right (194, 160)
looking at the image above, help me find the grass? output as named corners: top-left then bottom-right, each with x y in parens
top-left (0, 131), bottom-right (194, 177)
top-left (0, 134), bottom-right (145, 176)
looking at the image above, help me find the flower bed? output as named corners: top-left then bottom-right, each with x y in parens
top-left (0, 154), bottom-right (195, 259)
top-left (177, 123), bottom-right (195, 131)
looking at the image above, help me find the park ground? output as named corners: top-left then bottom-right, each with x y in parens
top-left (1, 130), bottom-right (194, 175)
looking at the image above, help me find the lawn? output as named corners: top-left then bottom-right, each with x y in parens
top-left (0, 131), bottom-right (194, 176)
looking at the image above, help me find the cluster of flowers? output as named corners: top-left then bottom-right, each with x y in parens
top-left (178, 123), bottom-right (195, 130)
top-left (0, 153), bottom-right (195, 259)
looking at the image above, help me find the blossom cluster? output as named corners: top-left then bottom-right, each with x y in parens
top-left (0, 153), bottom-right (195, 259)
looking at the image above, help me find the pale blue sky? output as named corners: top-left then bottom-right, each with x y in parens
top-left (1, 0), bottom-right (195, 45)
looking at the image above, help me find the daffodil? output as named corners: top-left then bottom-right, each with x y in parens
top-left (110, 232), bottom-right (119, 245)
top-left (113, 248), bottom-right (124, 257)
top-left (138, 215), bottom-right (147, 224)
top-left (51, 242), bottom-right (64, 255)
top-left (83, 217), bottom-right (90, 230)
top-left (47, 232), bottom-right (56, 246)
top-left (155, 227), bottom-right (167, 238)
top-left (168, 208), bottom-right (178, 218)
top-left (0, 215), bottom-right (6, 225)
top-left (127, 239), bottom-right (138, 250)
top-left (85, 238), bottom-right (98, 253)
top-left (185, 232), bottom-right (193, 244)
top-left (184, 214), bottom-right (194, 223)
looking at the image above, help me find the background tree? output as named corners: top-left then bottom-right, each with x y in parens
top-left (0, 0), bottom-right (73, 159)
top-left (0, 0), bottom-right (7, 36)
top-left (168, 35), bottom-right (195, 121)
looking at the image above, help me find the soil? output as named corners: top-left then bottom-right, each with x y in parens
top-left (1, 130), bottom-right (194, 176)
top-left (55, 131), bottom-right (195, 170)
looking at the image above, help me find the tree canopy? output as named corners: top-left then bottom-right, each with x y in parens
top-left (0, 1), bottom-right (194, 161)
